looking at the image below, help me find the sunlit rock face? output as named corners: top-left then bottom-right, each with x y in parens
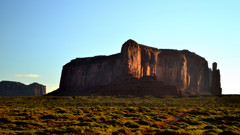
top-left (0, 81), bottom-right (46, 96)
top-left (51, 39), bottom-right (221, 96)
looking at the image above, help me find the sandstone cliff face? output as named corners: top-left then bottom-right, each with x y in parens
top-left (0, 81), bottom-right (46, 96)
top-left (53, 39), bottom-right (221, 96)
top-left (59, 54), bottom-right (124, 95)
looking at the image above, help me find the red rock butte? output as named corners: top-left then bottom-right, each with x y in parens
top-left (50, 39), bottom-right (222, 96)
top-left (0, 81), bottom-right (46, 96)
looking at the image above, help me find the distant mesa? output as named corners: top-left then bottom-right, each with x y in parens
top-left (49, 39), bottom-right (222, 96)
top-left (0, 81), bottom-right (46, 96)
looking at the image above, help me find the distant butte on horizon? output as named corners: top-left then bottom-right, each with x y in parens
top-left (0, 81), bottom-right (46, 96)
top-left (49, 39), bottom-right (222, 96)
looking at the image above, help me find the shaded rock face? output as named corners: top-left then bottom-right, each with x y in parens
top-left (53, 39), bottom-right (221, 96)
top-left (0, 81), bottom-right (46, 96)
top-left (211, 62), bottom-right (222, 95)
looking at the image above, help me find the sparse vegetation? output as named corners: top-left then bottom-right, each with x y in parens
top-left (0, 95), bottom-right (239, 134)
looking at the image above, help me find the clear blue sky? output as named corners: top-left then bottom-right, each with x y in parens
top-left (0, 0), bottom-right (239, 94)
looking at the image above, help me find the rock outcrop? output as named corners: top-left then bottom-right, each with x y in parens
top-left (211, 62), bottom-right (222, 95)
top-left (0, 81), bottom-right (46, 96)
top-left (50, 39), bottom-right (222, 96)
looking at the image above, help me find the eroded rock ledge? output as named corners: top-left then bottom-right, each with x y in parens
top-left (51, 39), bottom-right (221, 96)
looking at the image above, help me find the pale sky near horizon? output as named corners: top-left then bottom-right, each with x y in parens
top-left (0, 0), bottom-right (239, 94)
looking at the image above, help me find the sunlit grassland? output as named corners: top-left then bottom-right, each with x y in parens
top-left (0, 95), bottom-right (239, 134)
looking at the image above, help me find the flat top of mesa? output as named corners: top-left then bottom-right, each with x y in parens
top-left (49, 39), bottom-right (221, 96)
